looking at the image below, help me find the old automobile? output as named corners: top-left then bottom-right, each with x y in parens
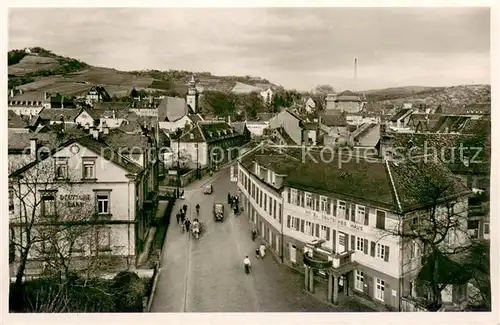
top-left (204, 184), bottom-right (213, 194)
top-left (213, 202), bottom-right (224, 221)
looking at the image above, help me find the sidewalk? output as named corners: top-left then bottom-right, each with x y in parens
top-left (149, 193), bottom-right (192, 312)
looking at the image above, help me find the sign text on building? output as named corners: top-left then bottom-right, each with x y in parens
top-left (59, 194), bottom-right (91, 208)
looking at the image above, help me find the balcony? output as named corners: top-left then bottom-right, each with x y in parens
top-left (303, 252), bottom-right (332, 269)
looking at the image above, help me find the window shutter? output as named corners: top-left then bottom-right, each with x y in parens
top-left (363, 239), bottom-right (368, 254)
top-left (287, 190), bottom-right (291, 203)
top-left (300, 192), bottom-right (304, 207)
top-left (287, 215), bottom-right (291, 228)
top-left (370, 241), bottom-right (376, 257)
top-left (333, 200), bottom-right (337, 216)
top-left (346, 204), bottom-right (350, 220)
top-left (315, 195), bottom-right (320, 211)
top-left (315, 224), bottom-right (320, 237)
top-left (326, 198), bottom-right (331, 214)
top-left (351, 235), bottom-right (355, 251)
top-left (384, 246), bottom-right (390, 262)
top-left (351, 203), bottom-right (356, 221)
top-left (332, 227), bottom-right (337, 253)
top-left (364, 209), bottom-right (369, 226)
top-left (295, 218), bottom-right (300, 231)
top-left (300, 219), bottom-right (305, 233)
top-left (345, 234), bottom-right (349, 251)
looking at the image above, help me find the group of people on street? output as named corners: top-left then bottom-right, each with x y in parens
top-left (228, 192), bottom-right (240, 215)
top-left (176, 204), bottom-right (190, 232)
top-left (243, 227), bottom-right (267, 274)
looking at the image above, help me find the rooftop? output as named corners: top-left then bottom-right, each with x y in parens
top-left (157, 96), bottom-right (188, 122)
top-left (38, 108), bottom-right (80, 122)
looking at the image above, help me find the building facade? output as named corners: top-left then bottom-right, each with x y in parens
top-left (237, 147), bottom-right (470, 310)
top-left (9, 133), bottom-right (158, 277)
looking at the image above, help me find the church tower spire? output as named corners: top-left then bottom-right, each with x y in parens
top-left (186, 74), bottom-right (198, 113)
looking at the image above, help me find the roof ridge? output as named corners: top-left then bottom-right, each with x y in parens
top-left (385, 160), bottom-right (402, 213)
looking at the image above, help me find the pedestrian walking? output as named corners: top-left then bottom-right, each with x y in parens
top-left (255, 248), bottom-right (260, 259)
top-left (228, 193), bottom-right (231, 204)
top-left (180, 212), bottom-right (186, 224)
top-left (251, 228), bottom-right (257, 241)
top-left (184, 219), bottom-right (191, 232)
top-left (259, 244), bottom-right (266, 258)
top-left (183, 204), bottom-right (188, 214)
top-left (176, 213), bottom-right (181, 224)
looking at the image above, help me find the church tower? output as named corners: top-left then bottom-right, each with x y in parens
top-left (186, 75), bottom-right (198, 113)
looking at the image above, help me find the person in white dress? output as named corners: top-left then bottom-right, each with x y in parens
top-left (259, 244), bottom-right (266, 258)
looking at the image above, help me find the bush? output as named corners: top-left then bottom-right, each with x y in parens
top-left (9, 272), bottom-right (148, 313)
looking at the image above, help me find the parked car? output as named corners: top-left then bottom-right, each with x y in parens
top-left (213, 202), bottom-right (224, 221)
top-left (204, 184), bottom-right (213, 194)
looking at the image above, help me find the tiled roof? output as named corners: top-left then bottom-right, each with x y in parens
top-left (431, 115), bottom-right (470, 133)
top-left (319, 114), bottom-right (347, 127)
top-left (271, 127), bottom-right (296, 145)
top-left (39, 108), bottom-right (80, 122)
top-left (188, 113), bottom-right (203, 123)
top-left (389, 108), bottom-right (412, 122)
top-left (300, 122), bottom-right (318, 130)
top-left (101, 128), bottom-right (149, 151)
top-left (8, 129), bottom-right (86, 152)
top-left (285, 109), bottom-right (302, 121)
top-left (9, 91), bottom-right (46, 102)
top-left (9, 135), bottom-right (142, 178)
top-left (118, 119), bottom-right (143, 134)
top-left (231, 122), bottom-right (249, 135)
top-left (352, 123), bottom-right (378, 141)
top-left (8, 111), bottom-right (27, 129)
top-left (245, 146), bottom-right (469, 212)
top-left (79, 107), bottom-right (100, 120)
top-left (388, 159), bottom-right (469, 211)
top-left (157, 97), bottom-right (188, 122)
top-left (93, 102), bottom-right (130, 111)
top-left (100, 109), bottom-right (132, 119)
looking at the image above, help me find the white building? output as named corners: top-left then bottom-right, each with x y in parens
top-left (237, 147), bottom-right (470, 310)
top-left (9, 132), bottom-right (159, 277)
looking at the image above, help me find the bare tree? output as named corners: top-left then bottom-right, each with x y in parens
top-left (9, 155), bottom-right (112, 303)
top-left (380, 160), bottom-right (473, 310)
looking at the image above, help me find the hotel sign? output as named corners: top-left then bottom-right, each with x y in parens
top-left (59, 194), bottom-right (91, 208)
top-left (312, 212), bottom-right (364, 232)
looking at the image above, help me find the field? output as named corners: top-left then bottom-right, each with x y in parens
top-left (66, 67), bottom-right (153, 87)
top-left (8, 55), bottom-right (60, 76)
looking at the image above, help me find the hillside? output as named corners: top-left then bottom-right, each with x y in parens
top-left (8, 48), bottom-right (277, 97)
top-left (363, 84), bottom-right (490, 111)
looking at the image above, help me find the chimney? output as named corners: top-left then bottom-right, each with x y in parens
top-left (30, 138), bottom-right (38, 159)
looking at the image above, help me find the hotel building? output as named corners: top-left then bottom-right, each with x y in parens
top-left (237, 147), bottom-right (470, 310)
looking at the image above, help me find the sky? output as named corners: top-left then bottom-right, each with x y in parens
top-left (8, 7), bottom-right (490, 91)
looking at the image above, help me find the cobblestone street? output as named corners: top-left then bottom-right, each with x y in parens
top-left (151, 167), bottom-right (374, 312)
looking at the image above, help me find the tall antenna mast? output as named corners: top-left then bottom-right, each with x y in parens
top-left (354, 58), bottom-right (358, 92)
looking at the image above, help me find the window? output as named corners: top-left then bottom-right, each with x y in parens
top-left (264, 194), bottom-right (267, 212)
top-left (55, 158), bottom-right (69, 179)
top-left (305, 192), bottom-right (313, 208)
top-left (291, 189), bottom-right (298, 205)
top-left (376, 243), bottom-right (390, 261)
top-left (9, 186), bottom-right (14, 211)
top-left (289, 216), bottom-right (300, 231)
top-left (305, 221), bottom-right (313, 236)
top-left (259, 190), bottom-right (263, 207)
top-left (338, 201), bottom-right (346, 218)
top-left (320, 197), bottom-right (328, 212)
top-left (356, 237), bottom-right (364, 252)
top-left (320, 225), bottom-right (328, 239)
top-left (375, 278), bottom-right (385, 301)
top-left (356, 206), bottom-right (365, 224)
top-left (96, 193), bottom-right (110, 214)
top-left (82, 159), bottom-right (96, 179)
top-left (376, 210), bottom-right (386, 230)
top-left (484, 222), bottom-right (489, 235)
top-left (41, 194), bottom-right (56, 217)
top-left (273, 199), bottom-right (277, 219)
top-left (355, 270), bottom-right (364, 291)
top-left (96, 227), bottom-right (111, 251)
top-left (278, 204), bottom-right (282, 223)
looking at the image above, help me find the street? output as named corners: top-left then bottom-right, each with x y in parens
top-left (151, 167), bottom-right (371, 312)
